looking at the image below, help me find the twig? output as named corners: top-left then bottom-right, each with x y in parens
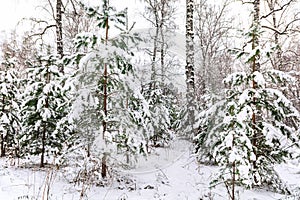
top-left (29, 25), bottom-right (56, 38)
top-left (261, 0), bottom-right (295, 19)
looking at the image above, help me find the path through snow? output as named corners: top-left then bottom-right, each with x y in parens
top-left (0, 139), bottom-right (299, 199)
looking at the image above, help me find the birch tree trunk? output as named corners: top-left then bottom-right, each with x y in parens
top-left (186, 0), bottom-right (195, 136)
top-left (56, 0), bottom-right (64, 72)
top-left (266, 0), bottom-right (283, 70)
top-left (160, 2), bottom-right (165, 84)
top-left (143, 0), bottom-right (175, 88)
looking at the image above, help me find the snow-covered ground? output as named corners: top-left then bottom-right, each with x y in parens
top-left (1, 140), bottom-right (300, 200)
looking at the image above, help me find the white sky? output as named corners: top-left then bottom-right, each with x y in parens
top-left (0, 0), bottom-right (250, 43)
top-left (0, 0), bottom-right (39, 32)
top-left (0, 0), bottom-right (184, 34)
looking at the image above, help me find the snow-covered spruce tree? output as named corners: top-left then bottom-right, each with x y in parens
top-left (196, 70), bottom-right (300, 197)
top-left (20, 54), bottom-right (72, 167)
top-left (194, 93), bottom-right (224, 163)
top-left (0, 55), bottom-right (20, 157)
top-left (196, 1), bottom-right (300, 196)
top-left (64, 0), bottom-right (149, 183)
top-left (210, 70), bottom-right (299, 194)
top-left (141, 81), bottom-right (178, 148)
top-left (139, 0), bottom-right (180, 148)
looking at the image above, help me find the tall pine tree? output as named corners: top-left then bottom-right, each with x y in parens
top-left (67, 0), bottom-right (149, 182)
top-left (196, 0), bottom-right (300, 197)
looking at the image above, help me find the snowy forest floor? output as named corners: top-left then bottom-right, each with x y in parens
top-left (1, 139), bottom-right (300, 200)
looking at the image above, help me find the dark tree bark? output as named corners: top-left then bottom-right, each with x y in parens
top-left (0, 96), bottom-right (5, 157)
top-left (101, 0), bottom-right (109, 179)
top-left (40, 63), bottom-right (51, 168)
top-left (41, 125), bottom-right (46, 168)
top-left (251, 0), bottom-right (261, 182)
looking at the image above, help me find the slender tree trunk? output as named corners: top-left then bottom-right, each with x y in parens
top-left (146, 0), bottom-right (174, 88)
top-left (1, 96), bottom-right (5, 157)
top-left (41, 65), bottom-right (51, 168)
top-left (103, 64), bottom-right (108, 140)
top-left (160, 30), bottom-right (165, 84)
top-left (41, 95), bottom-right (48, 168)
top-left (268, 0), bottom-right (283, 70)
top-left (0, 134), bottom-right (4, 157)
top-left (160, 2), bottom-right (165, 85)
top-left (101, 0), bottom-right (109, 179)
top-left (252, 0), bottom-right (260, 73)
top-left (232, 161), bottom-right (236, 200)
top-left (251, 0), bottom-right (260, 183)
top-left (101, 153), bottom-right (107, 178)
top-left (231, 134), bottom-right (236, 199)
top-left (56, 0), bottom-right (64, 72)
top-left (41, 124), bottom-right (46, 167)
top-left (186, 0), bottom-right (195, 136)
top-left (151, 5), bottom-right (159, 87)
top-left (251, 0), bottom-right (260, 137)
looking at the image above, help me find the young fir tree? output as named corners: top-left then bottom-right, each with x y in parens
top-left (20, 54), bottom-right (72, 167)
top-left (67, 0), bottom-right (149, 181)
top-left (139, 0), bottom-right (180, 148)
top-left (0, 55), bottom-right (20, 157)
top-left (209, 70), bottom-right (299, 194)
top-left (141, 81), bottom-right (178, 148)
top-left (196, 0), bottom-right (300, 197)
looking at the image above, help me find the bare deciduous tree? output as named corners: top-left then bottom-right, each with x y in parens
top-left (262, 0), bottom-right (300, 70)
top-left (142, 0), bottom-right (177, 85)
top-left (194, 0), bottom-right (233, 100)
